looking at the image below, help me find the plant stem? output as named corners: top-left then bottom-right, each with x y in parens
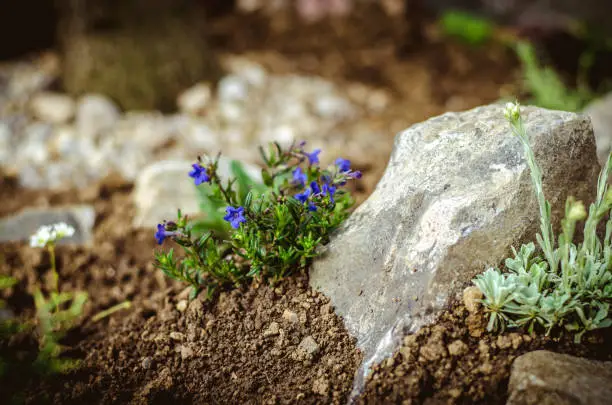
top-left (511, 118), bottom-right (557, 274)
top-left (48, 244), bottom-right (58, 294)
top-left (91, 301), bottom-right (132, 322)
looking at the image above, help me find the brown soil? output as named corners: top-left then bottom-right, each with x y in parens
top-left (0, 172), bottom-right (362, 405)
top-left (360, 303), bottom-right (612, 405)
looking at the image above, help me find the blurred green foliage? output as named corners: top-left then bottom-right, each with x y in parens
top-left (515, 41), bottom-right (595, 112)
top-left (439, 10), bottom-right (494, 46)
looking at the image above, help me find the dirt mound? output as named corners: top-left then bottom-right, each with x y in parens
top-left (360, 304), bottom-right (612, 404)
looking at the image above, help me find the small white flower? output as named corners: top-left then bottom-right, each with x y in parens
top-left (504, 101), bottom-right (521, 122)
top-left (52, 222), bottom-right (76, 239)
top-left (29, 222), bottom-right (76, 248)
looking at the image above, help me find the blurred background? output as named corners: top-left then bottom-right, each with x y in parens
top-left (0, 0), bottom-right (611, 196)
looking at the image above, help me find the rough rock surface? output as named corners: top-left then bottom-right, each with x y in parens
top-left (0, 205), bottom-right (95, 245)
top-left (309, 104), bottom-right (599, 391)
top-left (507, 350), bottom-right (612, 405)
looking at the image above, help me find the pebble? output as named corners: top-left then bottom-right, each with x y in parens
top-left (29, 92), bottom-right (75, 124)
top-left (263, 321), bottom-right (280, 337)
top-left (176, 300), bottom-right (188, 312)
top-left (169, 331), bottom-right (185, 341)
top-left (282, 309), bottom-right (299, 324)
top-left (218, 75), bottom-right (249, 102)
top-left (179, 345), bottom-right (195, 360)
top-left (463, 286), bottom-right (483, 313)
top-left (297, 336), bottom-right (320, 356)
top-left (75, 93), bottom-right (120, 139)
top-left (177, 82), bottom-right (212, 115)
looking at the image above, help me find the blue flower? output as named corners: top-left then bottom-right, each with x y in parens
top-left (308, 202), bottom-right (317, 212)
top-left (224, 206), bottom-right (247, 229)
top-left (155, 223), bottom-right (174, 245)
top-left (295, 188), bottom-right (311, 203)
top-left (304, 148), bottom-right (321, 165)
top-left (310, 181), bottom-right (321, 195)
top-left (335, 157), bottom-right (351, 173)
top-left (322, 182), bottom-right (337, 203)
top-left (349, 170), bottom-right (362, 179)
top-left (188, 163), bottom-right (210, 185)
top-left (292, 167), bottom-right (307, 186)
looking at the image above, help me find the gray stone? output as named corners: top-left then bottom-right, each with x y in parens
top-left (132, 157), bottom-right (263, 228)
top-left (0, 205), bottom-right (96, 245)
top-left (309, 104), bottom-right (599, 392)
top-left (584, 92), bottom-right (612, 166)
top-left (507, 350), bottom-right (612, 405)
top-left (75, 94), bottom-right (120, 139)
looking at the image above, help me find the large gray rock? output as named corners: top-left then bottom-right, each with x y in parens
top-left (309, 104), bottom-right (599, 393)
top-left (0, 205), bottom-right (95, 245)
top-left (507, 351), bottom-right (612, 405)
top-left (133, 157), bottom-right (262, 228)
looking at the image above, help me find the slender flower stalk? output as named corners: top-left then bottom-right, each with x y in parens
top-left (474, 102), bottom-right (612, 342)
top-left (505, 102), bottom-right (557, 274)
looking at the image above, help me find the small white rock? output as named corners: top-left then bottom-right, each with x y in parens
top-left (177, 83), bottom-right (212, 115)
top-left (282, 309), bottom-right (299, 324)
top-left (313, 95), bottom-right (355, 120)
top-left (29, 92), bottom-right (75, 124)
top-left (367, 89), bottom-right (390, 113)
top-left (219, 101), bottom-right (243, 122)
top-left (176, 300), bottom-right (188, 312)
top-left (184, 122), bottom-right (220, 151)
top-left (218, 75), bottom-right (249, 101)
top-left (179, 345), bottom-right (195, 360)
top-left (76, 93), bottom-right (120, 139)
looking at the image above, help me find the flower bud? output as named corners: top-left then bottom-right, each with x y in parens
top-left (504, 101), bottom-right (521, 123)
top-left (567, 200), bottom-right (587, 221)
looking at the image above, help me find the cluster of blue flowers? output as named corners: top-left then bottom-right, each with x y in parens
top-left (155, 145), bottom-right (361, 245)
top-left (153, 140), bottom-right (362, 297)
top-left (293, 157), bottom-right (361, 212)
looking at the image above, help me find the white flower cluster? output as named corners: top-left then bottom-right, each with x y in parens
top-left (29, 222), bottom-right (76, 248)
top-left (504, 101), bottom-right (521, 122)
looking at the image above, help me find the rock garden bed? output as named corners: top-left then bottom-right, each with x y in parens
top-left (3, 4), bottom-right (612, 405)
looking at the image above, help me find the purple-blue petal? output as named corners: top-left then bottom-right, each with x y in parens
top-left (305, 149), bottom-right (321, 165)
top-left (335, 157), bottom-right (351, 173)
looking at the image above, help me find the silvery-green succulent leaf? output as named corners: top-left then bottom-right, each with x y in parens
top-left (505, 242), bottom-right (536, 274)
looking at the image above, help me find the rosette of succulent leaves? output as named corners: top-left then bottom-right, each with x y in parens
top-left (155, 141), bottom-right (362, 300)
top-left (473, 103), bottom-right (612, 342)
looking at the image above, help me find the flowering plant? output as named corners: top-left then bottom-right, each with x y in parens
top-left (473, 102), bottom-right (612, 342)
top-left (154, 141), bottom-right (362, 299)
top-left (1, 223), bottom-right (130, 380)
